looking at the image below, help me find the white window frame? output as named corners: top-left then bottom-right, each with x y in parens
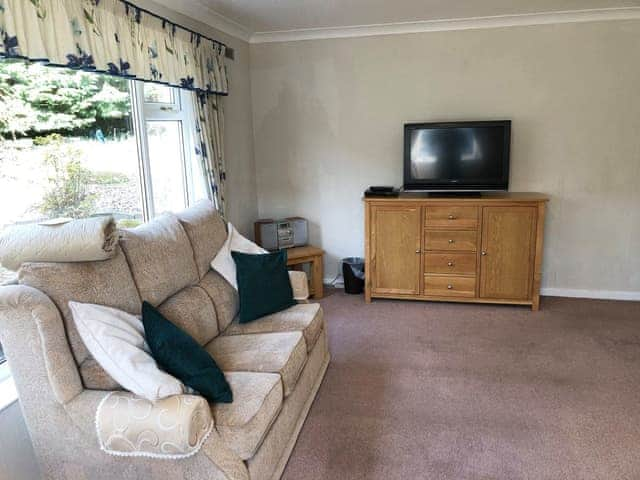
top-left (130, 82), bottom-right (198, 221)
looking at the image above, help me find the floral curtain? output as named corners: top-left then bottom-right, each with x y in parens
top-left (193, 93), bottom-right (226, 215)
top-left (0, 0), bottom-right (228, 95)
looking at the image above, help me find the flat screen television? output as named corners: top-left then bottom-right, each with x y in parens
top-left (403, 120), bottom-right (511, 192)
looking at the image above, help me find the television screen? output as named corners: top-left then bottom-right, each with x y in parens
top-left (403, 121), bottom-right (510, 191)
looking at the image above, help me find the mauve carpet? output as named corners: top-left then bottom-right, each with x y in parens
top-left (282, 290), bottom-right (640, 480)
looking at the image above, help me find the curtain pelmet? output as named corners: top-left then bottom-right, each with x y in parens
top-left (0, 0), bottom-right (228, 95)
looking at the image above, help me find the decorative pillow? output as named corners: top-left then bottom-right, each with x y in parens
top-left (69, 302), bottom-right (184, 402)
top-left (211, 222), bottom-right (266, 290)
top-left (231, 250), bottom-right (296, 324)
top-left (142, 301), bottom-right (233, 404)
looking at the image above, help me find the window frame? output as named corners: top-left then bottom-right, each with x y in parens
top-left (131, 82), bottom-right (198, 221)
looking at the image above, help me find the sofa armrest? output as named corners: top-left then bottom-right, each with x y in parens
top-left (0, 284), bottom-right (83, 404)
top-left (288, 270), bottom-right (309, 301)
top-left (94, 391), bottom-right (213, 458)
top-left (66, 390), bottom-right (249, 478)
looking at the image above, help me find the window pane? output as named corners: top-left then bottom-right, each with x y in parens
top-left (143, 83), bottom-right (174, 104)
top-left (146, 121), bottom-right (186, 214)
top-left (0, 60), bottom-right (144, 281)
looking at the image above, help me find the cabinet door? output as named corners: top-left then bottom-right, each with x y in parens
top-left (479, 206), bottom-right (536, 300)
top-left (370, 205), bottom-right (422, 295)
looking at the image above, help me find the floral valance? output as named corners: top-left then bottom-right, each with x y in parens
top-left (0, 0), bottom-right (228, 95)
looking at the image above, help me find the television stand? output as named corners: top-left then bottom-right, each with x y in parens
top-left (363, 192), bottom-right (549, 311)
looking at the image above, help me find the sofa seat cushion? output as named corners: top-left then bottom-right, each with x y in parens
top-left (205, 332), bottom-right (307, 397)
top-left (212, 372), bottom-right (282, 460)
top-left (223, 303), bottom-right (324, 353)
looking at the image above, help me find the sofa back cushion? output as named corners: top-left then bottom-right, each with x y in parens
top-left (157, 286), bottom-right (219, 345)
top-left (19, 247), bottom-right (141, 389)
top-left (120, 214), bottom-right (199, 307)
top-left (176, 200), bottom-right (227, 279)
top-left (199, 270), bottom-right (239, 332)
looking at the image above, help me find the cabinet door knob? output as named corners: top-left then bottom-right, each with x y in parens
top-left (415, 249), bottom-right (421, 254)
top-left (481, 251), bottom-right (487, 256)
top-left (447, 261), bottom-right (454, 266)
top-left (448, 239), bottom-right (455, 244)
top-left (447, 284), bottom-right (453, 289)
top-left (448, 215), bottom-right (456, 220)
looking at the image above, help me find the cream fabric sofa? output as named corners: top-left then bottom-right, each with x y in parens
top-left (0, 203), bottom-right (330, 480)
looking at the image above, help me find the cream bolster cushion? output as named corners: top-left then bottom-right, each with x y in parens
top-left (211, 222), bottom-right (309, 300)
top-left (288, 270), bottom-right (309, 301)
top-left (0, 216), bottom-right (118, 271)
top-left (69, 302), bottom-right (185, 402)
top-left (96, 391), bottom-right (213, 459)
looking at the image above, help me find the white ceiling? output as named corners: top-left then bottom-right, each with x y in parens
top-left (155, 0), bottom-right (640, 42)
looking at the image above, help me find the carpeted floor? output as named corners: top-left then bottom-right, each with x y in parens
top-left (282, 290), bottom-right (640, 479)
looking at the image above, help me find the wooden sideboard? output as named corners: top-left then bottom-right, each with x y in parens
top-left (364, 192), bottom-right (549, 311)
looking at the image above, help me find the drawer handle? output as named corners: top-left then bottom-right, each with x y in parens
top-left (448, 215), bottom-right (456, 220)
top-left (448, 239), bottom-right (455, 244)
top-left (447, 261), bottom-right (454, 267)
top-left (415, 249), bottom-right (421, 254)
top-left (481, 251), bottom-right (487, 256)
top-left (447, 284), bottom-right (453, 289)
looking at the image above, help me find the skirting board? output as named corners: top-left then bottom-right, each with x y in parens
top-left (325, 279), bottom-right (640, 301)
top-left (540, 288), bottom-right (640, 301)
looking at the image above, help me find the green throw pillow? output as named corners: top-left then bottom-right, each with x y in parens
top-left (142, 301), bottom-right (232, 403)
top-left (232, 250), bottom-right (296, 324)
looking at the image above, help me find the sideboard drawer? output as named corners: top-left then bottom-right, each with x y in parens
top-left (425, 252), bottom-right (477, 275)
top-left (424, 230), bottom-right (477, 252)
top-left (425, 206), bottom-right (478, 228)
top-left (424, 275), bottom-right (476, 297)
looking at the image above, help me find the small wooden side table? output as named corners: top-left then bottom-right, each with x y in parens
top-left (286, 246), bottom-right (324, 299)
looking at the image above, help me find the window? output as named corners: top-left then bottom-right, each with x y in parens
top-left (133, 83), bottom-right (209, 218)
top-left (0, 60), bottom-right (207, 283)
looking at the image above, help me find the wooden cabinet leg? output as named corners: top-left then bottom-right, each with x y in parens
top-left (532, 294), bottom-right (540, 311)
top-left (312, 255), bottom-right (323, 299)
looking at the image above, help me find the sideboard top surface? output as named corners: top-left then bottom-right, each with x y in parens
top-left (363, 192), bottom-right (549, 203)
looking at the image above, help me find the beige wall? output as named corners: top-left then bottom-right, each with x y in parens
top-left (136, 0), bottom-right (259, 237)
top-left (250, 20), bottom-right (640, 296)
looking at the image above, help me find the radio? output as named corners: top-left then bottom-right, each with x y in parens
top-left (254, 217), bottom-right (308, 251)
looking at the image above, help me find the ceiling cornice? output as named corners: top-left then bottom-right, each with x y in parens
top-left (196, 3), bottom-right (252, 42)
top-left (152, 0), bottom-right (252, 42)
top-left (249, 7), bottom-right (640, 44)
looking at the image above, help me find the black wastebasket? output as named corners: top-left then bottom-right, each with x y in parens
top-left (342, 257), bottom-right (365, 294)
